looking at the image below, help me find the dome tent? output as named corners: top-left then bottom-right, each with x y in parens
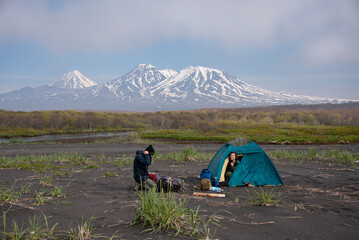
top-left (207, 138), bottom-right (283, 187)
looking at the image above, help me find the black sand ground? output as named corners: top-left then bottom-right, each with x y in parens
top-left (0, 142), bottom-right (358, 239)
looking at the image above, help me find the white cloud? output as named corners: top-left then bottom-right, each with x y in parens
top-left (0, 0), bottom-right (358, 66)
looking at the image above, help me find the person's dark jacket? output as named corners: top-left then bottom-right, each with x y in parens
top-left (133, 150), bottom-right (152, 183)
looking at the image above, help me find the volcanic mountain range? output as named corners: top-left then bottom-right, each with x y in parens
top-left (0, 64), bottom-right (350, 111)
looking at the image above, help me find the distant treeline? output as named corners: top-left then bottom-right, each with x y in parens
top-left (0, 103), bottom-right (358, 138)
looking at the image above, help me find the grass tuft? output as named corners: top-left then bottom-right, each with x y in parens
top-left (36, 174), bottom-right (53, 186)
top-left (48, 185), bottom-right (66, 198)
top-left (248, 188), bottom-right (281, 206)
top-left (0, 184), bottom-right (31, 202)
top-left (68, 217), bottom-right (96, 240)
top-left (2, 212), bottom-right (58, 240)
top-left (34, 190), bottom-right (48, 205)
top-left (132, 187), bottom-right (230, 239)
top-left (104, 172), bottom-right (118, 177)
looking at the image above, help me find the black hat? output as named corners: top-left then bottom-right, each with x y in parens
top-left (145, 145), bottom-right (155, 155)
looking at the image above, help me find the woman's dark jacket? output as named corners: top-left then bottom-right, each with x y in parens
top-left (133, 150), bottom-right (152, 183)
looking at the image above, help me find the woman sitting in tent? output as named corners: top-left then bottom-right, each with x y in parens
top-left (225, 152), bottom-right (239, 182)
top-left (225, 152), bottom-right (240, 181)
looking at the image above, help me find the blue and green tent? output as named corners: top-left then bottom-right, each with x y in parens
top-left (208, 138), bottom-right (283, 187)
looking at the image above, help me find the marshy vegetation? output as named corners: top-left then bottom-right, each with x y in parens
top-left (268, 148), bottom-right (359, 167)
top-left (0, 147), bottom-right (357, 174)
top-left (1, 103), bottom-right (358, 144)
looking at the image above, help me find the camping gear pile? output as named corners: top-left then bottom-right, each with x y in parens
top-left (200, 169), bottom-right (223, 192)
top-left (149, 173), bottom-right (183, 192)
top-left (195, 168), bottom-right (224, 197)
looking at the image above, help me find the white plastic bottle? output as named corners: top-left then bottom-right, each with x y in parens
top-left (209, 187), bottom-right (223, 192)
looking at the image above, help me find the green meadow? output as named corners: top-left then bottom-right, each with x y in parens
top-left (1, 103), bottom-right (358, 144)
top-left (140, 124), bottom-right (359, 144)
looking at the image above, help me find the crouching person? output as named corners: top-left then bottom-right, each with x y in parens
top-left (133, 145), bottom-right (156, 190)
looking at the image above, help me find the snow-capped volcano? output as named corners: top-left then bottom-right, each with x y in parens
top-left (105, 64), bottom-right (177, 100)
top-left (48, 70), bottom-right (97, 89)
top-left (149, 66), bottom-right (253, 102)
top-left (0, 64), bottom-right (354, 111)
top-left (147, 66), bottom-right (330, 106)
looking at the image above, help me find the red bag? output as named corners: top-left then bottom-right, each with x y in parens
top-left (149, 173), bottom-right (158, 183)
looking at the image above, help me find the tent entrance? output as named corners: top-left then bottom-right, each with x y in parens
top-left (219, 154), bottom-right (244, 182)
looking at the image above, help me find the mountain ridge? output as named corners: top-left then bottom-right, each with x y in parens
top-left (0, 64), bottom-right (355, 111)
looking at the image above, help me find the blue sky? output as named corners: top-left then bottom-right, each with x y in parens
top-left (0, 0), bottom-right (358, 99)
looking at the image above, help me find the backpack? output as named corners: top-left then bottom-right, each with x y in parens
top-left (156, 173), bottom-right (183, 192)
top-left (200, 169), bottom-right (212, 181)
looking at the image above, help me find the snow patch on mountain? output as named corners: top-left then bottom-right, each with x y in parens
top-left (159, 69), bottom-right (178, 78)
